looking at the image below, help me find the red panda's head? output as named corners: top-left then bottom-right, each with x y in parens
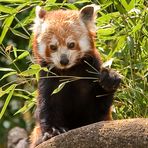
top-left (33, 5), bottom-right (100, 69)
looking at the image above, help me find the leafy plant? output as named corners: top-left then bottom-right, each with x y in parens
top-left (0, 0), bottom-right (147, 147)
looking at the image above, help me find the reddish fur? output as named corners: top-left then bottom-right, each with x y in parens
top-left (32, 35), bottom-right (42, 64)
top-left (103, 107), bottom-right (113, 120)
top-left (30, 125), bottom-right (42, 148)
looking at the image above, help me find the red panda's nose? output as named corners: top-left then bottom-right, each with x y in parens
top-left (60, 54), bottom-right (69, 66)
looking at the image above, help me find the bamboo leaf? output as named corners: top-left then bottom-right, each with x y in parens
top-left (14, 101), bottom-right (34, 115)
top-left (74, 0), bottom-right (90, 4)
top-left (120, 0), bottom-right (130, 11)
top-left (52, 81), bottom-right (69, 95)
top-left (0, 84), bottom-right (16, 119)
top-left (131, 20), bottom-right (142, 33)
top-left (0, 0), bottom-right (27, 3)
top-left (127, 36), bottom-right (134, 50)
top-left (98, 28), bottom-right (115, 36)
top-left (11, 29), bottom-right (29, 39)
top-left (0, 84), bottom-right (17, 98)
top-left (13, 93), bottom-right (30, 100)
top-left (128, 0), bottom-right (136, 11)
top-left (19, 64), bottom-right (46, 77)
top-left (13, 51), bottom-right (29, 62)
top-left (14, 15), bottom-right (33, 29)
top-left (0, 88), bottom-right (5, 98)
top-left (29, 64), bottom-right (41, 70)
top-left (0, 68), bottom-right (16, 71)
top-left (114, 0), bottom-right (126, 14)
top-left (19, 64), bottom-right (42, 76)
top-left (17, 51), bottom-right (29, 60)
top-left (0, 71), bottom-right (17, 81)
top-left (19, 69), bottom-right (39, 76)
top-left (13, 47), bottom-right (18, 58)
top-left (14, 104), bottom-right (27, 115)
top-left (64, 3), bottom-right (78, 10)
top-left (108, 36), bottom-right (126, 58)
top-left (0, 15), bottom-right (15, 44)
top-left (47, 0), bottom-right (57, 3)
top-left (0, 5), bottom-right (17, 14)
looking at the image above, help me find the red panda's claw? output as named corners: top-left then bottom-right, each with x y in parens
top-left (59, 127), bottom-right (68, 133)
top-left (42, 127), bottom-right (68, 142)
top-left (51, 127), bottom-right (68, 135)
top-left (42, 132), bottom-right (52, 142)
top-left (51, 127), bottom-right (61, 135)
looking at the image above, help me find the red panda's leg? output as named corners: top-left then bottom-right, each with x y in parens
top-left (103, 106), bottom-right (113, 121)
top-left (95, 68), bottom-right (120, 122)
top-left (36, 95), bottom-right (68, 142)
top-left (30, 125), bottom-right (42, 148)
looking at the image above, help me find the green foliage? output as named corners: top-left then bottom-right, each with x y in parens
top-left (0, 0), bottom-right (147, 147)
top-left (0, 84), bottom-right (16, 119)
top-left (95, 0), bottom-right (148, 119)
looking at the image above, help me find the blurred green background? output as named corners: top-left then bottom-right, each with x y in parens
top-left (0, 0), bottom-right (147, 147)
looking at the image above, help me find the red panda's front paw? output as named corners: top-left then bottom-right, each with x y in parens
top-left (99, 68), bottom-right (121, 92)
top-left (42, 127), bottom-right (68, 142)
top-left (42, 132), bottom-right (52, 142)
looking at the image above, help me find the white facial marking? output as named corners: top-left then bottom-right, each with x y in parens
top-left (38, 41), bottom-right (46, 58)
top-left (50, 35), bottom-right (59, 45)
top-left (79, 35), bottom-right (91, 52)
top-left (41, 22), bottom-right (48, 33)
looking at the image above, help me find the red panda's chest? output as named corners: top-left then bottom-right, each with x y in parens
top-left (39, 56), bottom-right (100, 105)
top-left (49, 78), bottom-right (95, 109)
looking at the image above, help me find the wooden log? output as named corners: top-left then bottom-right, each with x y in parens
top-left (37, 118), bottom-right (148, 148)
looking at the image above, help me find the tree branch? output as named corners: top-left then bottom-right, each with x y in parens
top-left (37, 118), bottom-right (148, 148)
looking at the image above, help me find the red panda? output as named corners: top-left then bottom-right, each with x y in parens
top-left (30, 4), bottom-right (121, 148)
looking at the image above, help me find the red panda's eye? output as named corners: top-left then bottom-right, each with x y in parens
top-left (67, 42), bottom-right (75, 49)
top-left (50, 45), bottom-right (57, 51)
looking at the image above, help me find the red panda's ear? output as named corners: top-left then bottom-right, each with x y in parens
top-left (35, 6), bottom-right (46, 19)
top-left (79, 4), bottom-right (100, 28)
top-left (33, 6), bottom-right (47, 38)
